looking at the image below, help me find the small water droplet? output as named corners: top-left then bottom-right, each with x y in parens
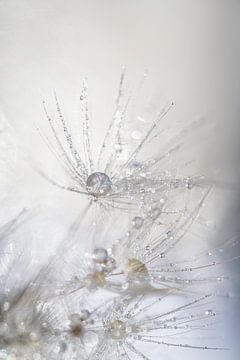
top-left (132, 216), bottom-right (144, 229)
top-left (149, 207), bottom-right (161, 220)
top-left (131, 130), bottom-right (142, 140)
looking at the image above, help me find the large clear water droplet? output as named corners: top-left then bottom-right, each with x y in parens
top-left (86, 172), bottom-right (112, 196)
top-left (93, 248), bottom-right (108, 264)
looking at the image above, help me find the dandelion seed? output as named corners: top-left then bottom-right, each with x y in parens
top-left (38, 72), bottom-right (207, 219)
top-left (88, 293), bottom-right (228, 359)
top-left (36, 191), bottom-right (238, 302)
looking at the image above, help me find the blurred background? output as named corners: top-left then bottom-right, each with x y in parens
top-left (0, 0), bottom-right (239, 358)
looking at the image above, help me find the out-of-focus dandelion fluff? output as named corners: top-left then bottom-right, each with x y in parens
top-left (0, 210), bottom-right (29, 282)
top-left (0, 115), bottom-right (18, 199)
top-left (0, 210), bottom-right (28, 245)
top-left (0, 283), bottom-right (56, 360)
top-left (38, 71), bottom-right (208, 218)
top-left (42, 294), bottom-right (104, 358)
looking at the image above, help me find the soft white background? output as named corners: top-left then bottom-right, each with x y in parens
top-left (0, 1), bottom-right (240, 359)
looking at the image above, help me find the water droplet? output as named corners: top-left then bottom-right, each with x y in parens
top-left (86, 172), bottom-right (112, 196)
top-left (205, 310), bottom-right (215, 316)
top-left (132, 216), bottom-right (144, 229)
top-left (166, 231), bottom-right (174, 240)
top-left (131, 130), bottom-right (142, 140)
top-left (129, 160), bottom-right (143, 169)
top-left (137, 116), bottom-right (146, 122)
top-left (93, 248), bottom-right (108, 264)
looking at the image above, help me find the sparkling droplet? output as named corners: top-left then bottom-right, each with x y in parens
top-left (132, 216), bottom-right (144, 229)
top-left (125, 325), bottom-right (133, 334)
top-left (205, 310), bottom-right (215, 316)
top-left (121, 283), bottom-right (129, 290)
top-left (86, 172), bottom-right (112, 196)
top-left (166, 230), bottom-right (174, 240)
top-left (129, 160), bottom-right (143, 170)
top-left (79, 309), bottom-right (90, 321)
top-left (93, 248), bottom-right (108, 264)
top-left (185, 178), bottom-right (193, 189)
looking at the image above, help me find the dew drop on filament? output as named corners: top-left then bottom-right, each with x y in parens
top-left (86, 172), bottom-right (112, 197)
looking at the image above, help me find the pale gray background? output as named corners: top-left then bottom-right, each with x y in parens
top-left (0, 1), bottom-right (240, 359)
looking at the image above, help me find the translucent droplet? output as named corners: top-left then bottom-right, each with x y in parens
top-left (132, 216), bottom-right (144, 229)
top-left (83, 331), bottom-right (98, 348)
top-left (86, 172), bottom-right (112, 196)
top-left (185, 179), bottom-right (193, 189)
top-left (129, 160), bottom-right (143, 170)
top-left (93, 248), bottom-right (108, 264)
top-left (125, 325), bottom-right (133, 334)
top-left (205, 310), bottom-right (215, 316)
top-left (131, 130), bottom-right (142, 140)
top-left (166, 230), bottom-right (174, 240)
top-left (79, 309), bottom-right (90, 321)
top-left (103, 257), bottom-right (116, 272)
top-left (121, 283), bottom-right (128, 290)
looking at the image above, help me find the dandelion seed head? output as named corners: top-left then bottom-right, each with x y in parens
top-left (126, 259), bottom-right (149, 283)
top-left (107, 319), bottom-right (129, 340)
top-left (68, 314), bottom-right (85, 338)
top-left (38, 73), bottom-right (204, 223)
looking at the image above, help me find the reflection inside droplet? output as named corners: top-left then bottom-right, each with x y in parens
top-left (86, 172), bottom-right (112, 197)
